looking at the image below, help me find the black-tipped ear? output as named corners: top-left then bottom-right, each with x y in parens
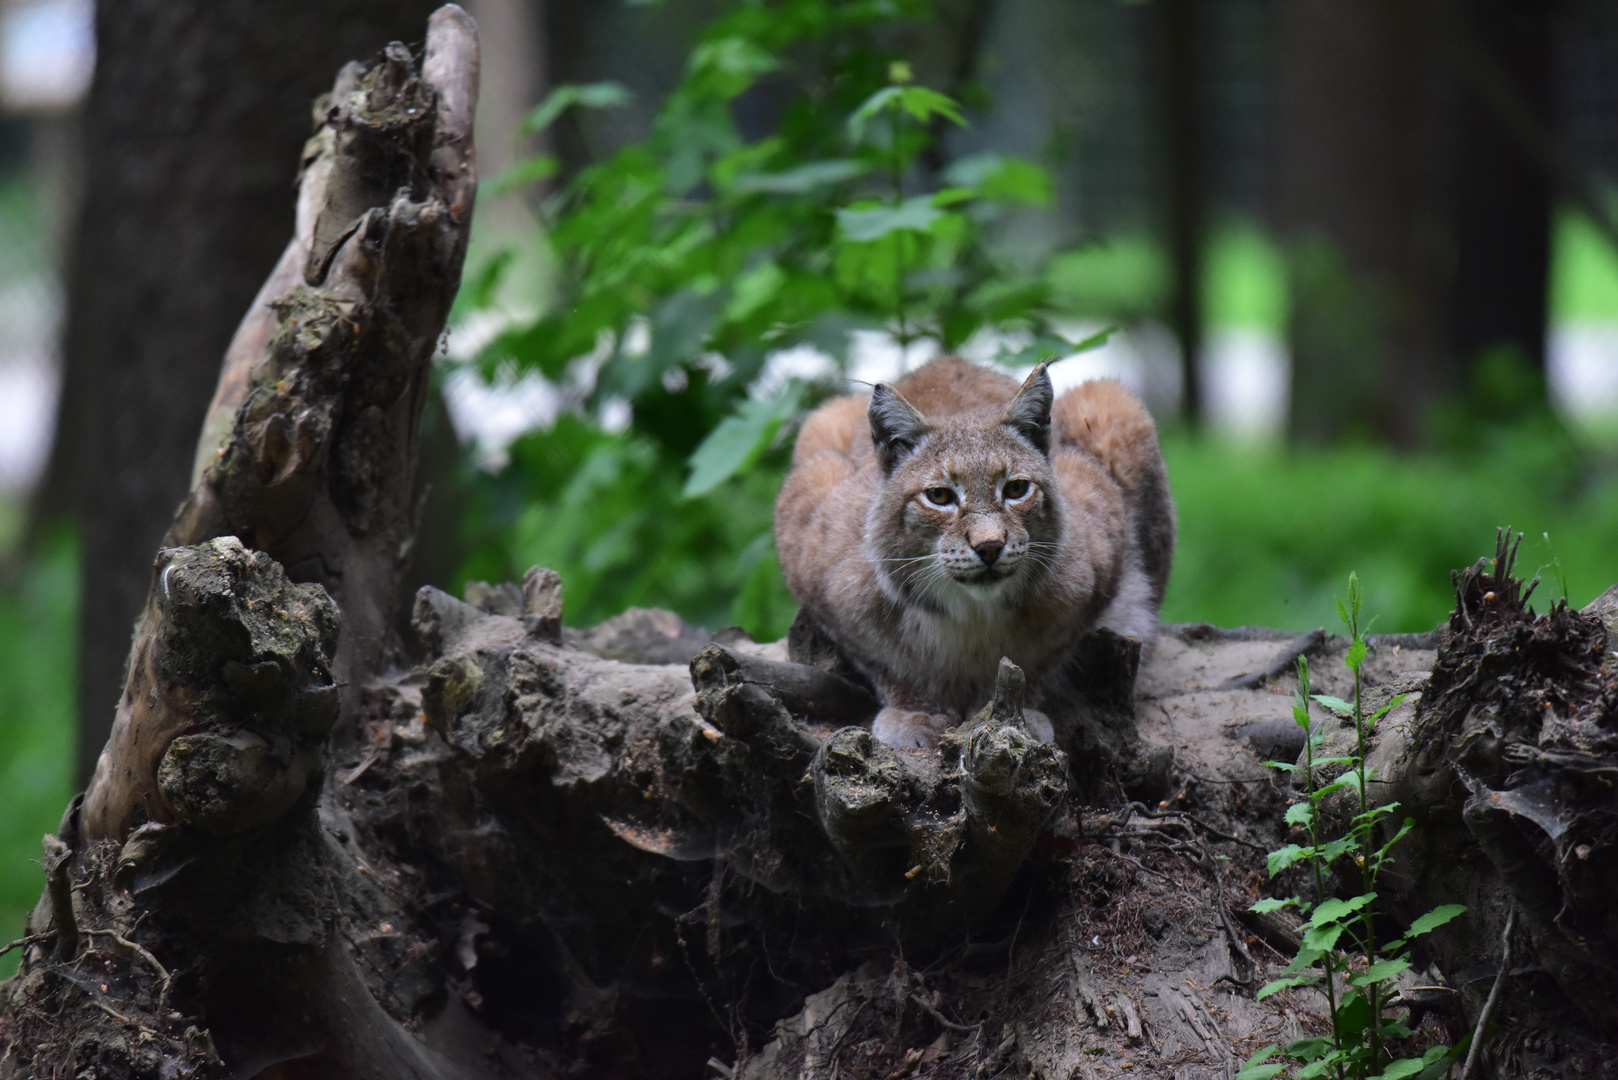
top-left (1001, 363), bottom-right (1053, 454)
top-left (869, 384), bottom-right (927, 473)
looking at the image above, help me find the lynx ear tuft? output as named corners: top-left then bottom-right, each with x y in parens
top-left (869, 384), bottom-right (927, 473)
top-left (1001, 363), bottom-right (1053, 454)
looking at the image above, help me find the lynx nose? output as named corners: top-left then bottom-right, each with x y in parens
top-left (973, 539), bottom-right (1005, 566)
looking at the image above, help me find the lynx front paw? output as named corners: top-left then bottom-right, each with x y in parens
top-left (872, 708), bottom-right (951, 750)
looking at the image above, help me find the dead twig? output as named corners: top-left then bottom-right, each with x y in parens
top-left (1458, 905), bottom-right (1515, 1080)
top-left (0, 933), bottom-right (53, 959)
top-left (81, 927), bottom-right (173, 1017)
top-left (1215, 628), bottom-right (1326, 691)
top-left (908, 993), bottom-right (980, 1034)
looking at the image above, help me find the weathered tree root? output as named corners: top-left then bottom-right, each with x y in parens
top-left (2, 11), bottom-right (485, 1079)
top-left (1315, 528), bottom-right (1618, 1047)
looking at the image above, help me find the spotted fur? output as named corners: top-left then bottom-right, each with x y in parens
top-left (775, 357), bottom-right (1176, 748)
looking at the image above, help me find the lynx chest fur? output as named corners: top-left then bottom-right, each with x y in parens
top-left (774, 357), bottom-right (1175, 748)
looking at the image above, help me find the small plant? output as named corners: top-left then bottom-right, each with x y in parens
top-left (1238, 573), bottom-right (1466, 1080)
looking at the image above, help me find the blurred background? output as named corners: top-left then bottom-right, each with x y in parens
top-left (1, 0), bottom-right (1617, 966)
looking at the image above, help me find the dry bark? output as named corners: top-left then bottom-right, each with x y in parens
top-left (3, 11), bottom-right (1616, 1080)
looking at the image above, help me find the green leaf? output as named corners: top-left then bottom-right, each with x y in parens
top-left (836, 196), bottom-right (944, 241)
top-left (1300, 922), bottom-right (1344, 953)
top-left (943, 153), bottom-right (1053, 206)
top-left (1257, 975), bottom-right (1318, 1000)
top-left (1308, 893), bottom-right (1374, 928)
top-left (1335, 596), bottom-right (1351, 630)
top-left (1318, 836), bottom-right (1357, 866)
top-left (1249, 897), bottom-right (1295, 914)
top-left (846, 86), bottom-right (903, 141)
top-left (723, 262), bottom-right (787, 324)
top-left (896, 85), bottom-right (965, 126)
top-left (846, 85), bottom-right (964, 143)
top-left (730, 159), bottom-right (866, 194)
top-left (1267, 844), bottom-right (1306, 877)
top-left (682, 382), bottom-right (805, 498)
top-left (1405, 904), bottom-right (1466, 938)
top-left (523, 81), bottom-right (633, 133)
top-left (1285, 802), bottom-right (1313, 827)
top-left (1348, 571), bottom-right (1363, 621)
top-left (1368, 1058), bottom-right (1427, 1080)
top-left (1346, 637), bottom-right (1368, 673)
top-left (1311, 694), bottom-right (1353, 717)
top-left (1234, 1046), bottom-right (1287, 1080)
top-left (1350, 958), bottom-right (1411, 985)
top-left (1370, 693), bottom-right (1410, 723)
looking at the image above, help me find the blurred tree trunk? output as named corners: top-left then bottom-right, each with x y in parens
top-left (1273, 0), bottom-right (1439, 446)
top-left (36, 0), bottom-right (440, 785)
top-left (1276, 0), bottom-right (1557, 445)
top-left (1159, 0), bottom-right (1206, 428)
top-left (1444, 0), bottom-right (1555, 398)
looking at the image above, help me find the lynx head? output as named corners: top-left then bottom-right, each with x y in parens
top-left (865, 365), bottom-right (1064, 609)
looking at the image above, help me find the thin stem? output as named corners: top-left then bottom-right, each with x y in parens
top-left (1352, 634), bottom-right (1384, 1071)
top-left (1299, 660), bottom-right (1343, 1071)
top-left (1458, 905), bottom-right (1515, 1080)
top-left (889, 104), bottom-right (909, 345)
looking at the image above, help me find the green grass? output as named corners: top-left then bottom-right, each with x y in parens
top-left (0, 526), bottom-right (78, 979)
top-left (1160, 427), bottom-right (1618, 633)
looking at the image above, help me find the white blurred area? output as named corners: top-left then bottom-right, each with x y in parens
top-left (1549, 323), bottom-right (1618, 426)
top-left (0, 0), bottom-right (92, 495)
top-left (0, 0), bottom-right (92, 111)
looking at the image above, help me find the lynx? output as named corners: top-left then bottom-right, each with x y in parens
top-left (774, 357), bottom-right (1175, 748)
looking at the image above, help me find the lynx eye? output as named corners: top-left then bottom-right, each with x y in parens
top-left (923, 486), bottom-right (957, 507)
top-left (1002, 478), bottom-right (1032, 501)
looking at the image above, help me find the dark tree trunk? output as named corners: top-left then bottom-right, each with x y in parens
top-left (1273, 0), bottom-right (1439, 446)
top-left (38, 0), bottom-right (439, 786)
top-left (1158, 0), bottom-right (1206, 428)
top-left (1275, 0), bottom-right (1562, 445)
top-left (1444, 0), bottom-right (1555, 397)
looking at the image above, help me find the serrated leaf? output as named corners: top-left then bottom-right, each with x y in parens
top-left (897, 85), bottom-right (965, 126)
top-left (1234, 1045), bottom-right (1288, 1080)
top-left (1405, 904), bottom-right (1466, 938)
top-left (682, 382), bottom-right (804, 498)
top-left (1350, 958), bottom-right (1411, 985)
top-left (1312, 694), bottom-right (1353, 717)
top-left (1249, 897), bottom-right (1295, 914)
top-left (1368, 1058), bottom-right (1427, 1080)
top-left (1346, 637), bottom-right (1368, 672)
top-left (1309, 893), bottom-right (1374, 928)
top-left (1257, 976), bottom-right (1317, 1000)
top-left (1371, 693), bottom-right (1410, 723)
top-left (1285, 802), bottom-right (1313, 827)
top-left (1300, 922), bottom-right (1344, 952)
top-left (1335, 596), bottom-right (1351, 629)
top-left (1267, 844), bottom-right (1305, 877)
top-left (836, 196), bottom-right (944, 241)
top-left (524, 81), bottom-right (633, 133)
top-left (1319, 836), bottom-right (1357, 866)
